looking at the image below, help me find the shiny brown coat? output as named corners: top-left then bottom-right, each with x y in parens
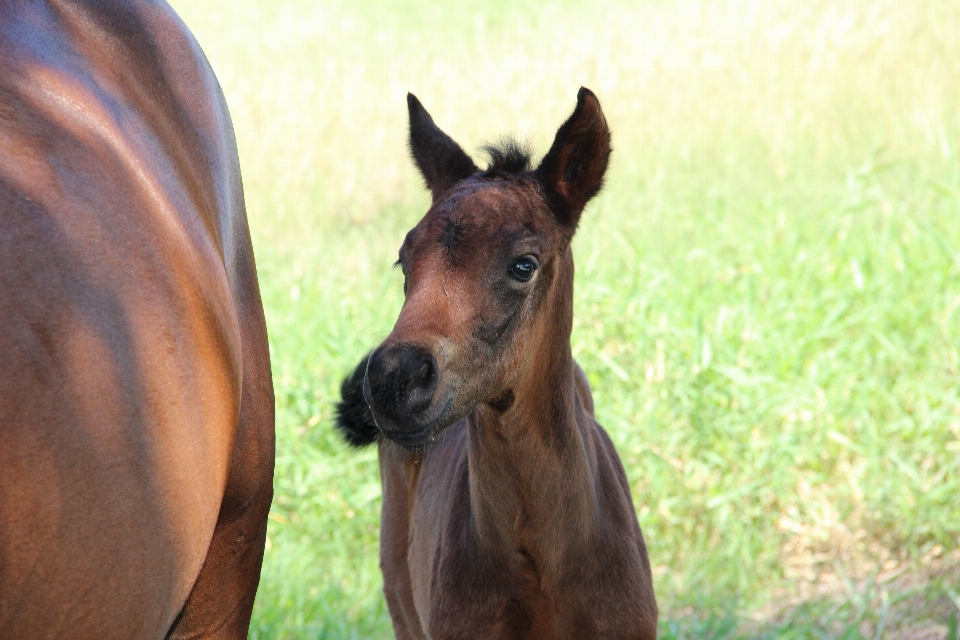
top-left (0, 2), bottom-right (274, 638)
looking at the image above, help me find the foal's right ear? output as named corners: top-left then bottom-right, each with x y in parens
top-left (408, 93), bottom-right (478, 201)
top-left (535, 87), bottom-right (611, 230)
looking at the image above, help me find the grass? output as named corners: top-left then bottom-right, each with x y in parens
top-left (169, 1), bottom-right (960, 637)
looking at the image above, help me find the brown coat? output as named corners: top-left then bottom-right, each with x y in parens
top-left (0, 2), bottom-right (274, 637)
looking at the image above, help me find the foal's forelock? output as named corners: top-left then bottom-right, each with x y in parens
top-left (481, 138), bottom-right (534, 178)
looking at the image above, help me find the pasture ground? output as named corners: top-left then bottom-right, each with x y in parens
top-left (170, 1), bottom-right (960, 637)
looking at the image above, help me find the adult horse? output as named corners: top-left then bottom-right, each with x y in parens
top-left (337, 89), bottom-right (657, 638)
top-left (0, 1), bottom-right (274, 638)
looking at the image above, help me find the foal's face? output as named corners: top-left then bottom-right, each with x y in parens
top-left (365, 180), bottom-right (563, 449)
top-left (364, 89), bottom-right (611, 450)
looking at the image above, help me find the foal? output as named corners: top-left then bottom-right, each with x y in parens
top-left (337, 88), bottom-right (657, 639)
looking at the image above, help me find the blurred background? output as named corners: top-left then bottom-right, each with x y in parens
top-left (169, 1), bottom-right (960, 638)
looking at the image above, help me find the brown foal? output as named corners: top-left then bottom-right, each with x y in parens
top-left (336, 88), bottom-right (657, 639)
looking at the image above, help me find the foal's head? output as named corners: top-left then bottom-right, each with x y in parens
top-left (363, 88), bottom-right (611, 451)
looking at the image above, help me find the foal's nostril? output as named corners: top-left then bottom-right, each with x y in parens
top-left (401, 350), bottom-right (436, 409)
top-left (406, 351), bottom-right (438, 408)
top-left (415, 354), bottom-right (435, 386)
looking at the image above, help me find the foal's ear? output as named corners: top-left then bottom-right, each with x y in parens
top-left (535, 87), bottom-right (611, 230)
top-left (408, 93), bottom-right (478, 201)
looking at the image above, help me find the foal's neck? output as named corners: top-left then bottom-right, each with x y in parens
top-left (466, 260), bottom-right (599, 568)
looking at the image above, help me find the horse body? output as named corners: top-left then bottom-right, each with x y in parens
top-left (338, 90), bottom-right (657, 639)
top-left (0, 2), bottom-right (274, 638)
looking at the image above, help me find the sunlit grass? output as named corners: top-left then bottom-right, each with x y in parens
top-left (170, 1), bottom-right (960, 637)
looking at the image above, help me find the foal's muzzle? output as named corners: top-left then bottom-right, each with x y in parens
top-left (363, 344), bottom-right (440, 447)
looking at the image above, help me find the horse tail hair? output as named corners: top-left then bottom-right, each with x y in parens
top-left (334, 352), bottom-right (380, 447)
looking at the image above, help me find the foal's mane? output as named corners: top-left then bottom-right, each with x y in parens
top-left (480, 137), bottom-right (533, 178)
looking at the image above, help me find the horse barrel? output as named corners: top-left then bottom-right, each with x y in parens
top-left (0, 2), bottom-right (274, 638)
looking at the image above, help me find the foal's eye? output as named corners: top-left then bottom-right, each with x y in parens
top-left (508, 256), bottom-right (538, 282)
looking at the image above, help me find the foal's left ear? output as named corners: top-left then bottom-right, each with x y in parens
top-left (535, 87), bottom-right (611, 230)
top-left (408, 93), bottom-right (479, 201)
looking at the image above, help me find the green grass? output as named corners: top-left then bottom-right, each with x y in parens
top-left (170, 1), bottom-right (960, 637)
